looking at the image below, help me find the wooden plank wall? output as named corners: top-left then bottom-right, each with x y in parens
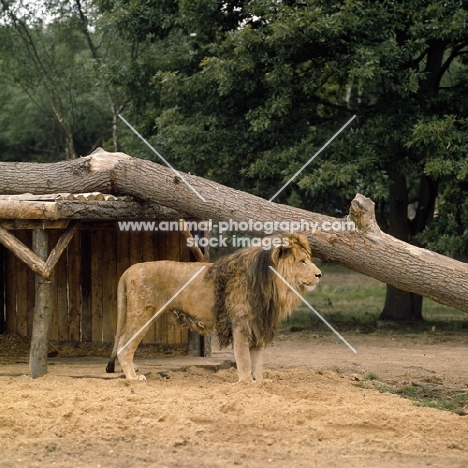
top-left (1, 226), bottom-right (191, 346)
top-left (0, 244), bottom-right (4, 334)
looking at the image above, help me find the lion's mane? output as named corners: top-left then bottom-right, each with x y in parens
top-left (206, 233), bottom-right (312, 349)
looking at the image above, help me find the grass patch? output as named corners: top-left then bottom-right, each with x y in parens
top-left (374, 382), bottom-right (468, 415)
top-left (364, 373), bottom-right (380, 381)
top-left (281, 263), bottom-right (468, 333)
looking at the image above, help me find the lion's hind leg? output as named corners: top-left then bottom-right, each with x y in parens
top-left (106, 331), bottom-right (123, 374)
top-left (106, 331), bottom-right (140, 376)
top-left (105, 349), bottom-right (139, 376)
top-left (106, 350), bottom-right (117, 374)
top-left (117, 333), bottom-right (147, 381)
top-left (116, 311), bottom-right (152, 380)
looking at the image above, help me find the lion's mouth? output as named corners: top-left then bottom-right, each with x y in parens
top-left (302, 282), bottom-right (318, 292)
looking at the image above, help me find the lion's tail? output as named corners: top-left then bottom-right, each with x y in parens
top-left (105, 274), bottom-right (127, 373)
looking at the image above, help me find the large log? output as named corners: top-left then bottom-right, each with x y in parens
top-left (1, 148), bottom-right (467, 312)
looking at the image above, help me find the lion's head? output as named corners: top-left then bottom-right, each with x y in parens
top-left (209, 232), bottom-right (321, 348)
top-left (271, 232), bottom-right (322, 293)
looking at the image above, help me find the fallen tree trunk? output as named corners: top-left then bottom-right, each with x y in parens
top-left (1, 148), bottom-right (468, 312)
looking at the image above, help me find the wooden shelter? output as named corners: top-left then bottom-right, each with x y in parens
top-left (0, 192), bottom-right (208, 378)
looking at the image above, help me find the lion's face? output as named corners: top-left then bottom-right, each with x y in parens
top-left (285, 246), bottom-right (322, 292)
top-left (272, 233), bottom-right (322, 292)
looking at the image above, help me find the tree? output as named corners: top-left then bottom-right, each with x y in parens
top-left (110, 0), bottom-right (468, 321)
top-left (49, 0), bottom-right (153, 152)
top-left (3, 1), bottom-right (467, 320)
top-left (0, 0), bottom-right (112, 160)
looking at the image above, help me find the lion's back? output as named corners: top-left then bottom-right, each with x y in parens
top-left (122, 260), bottom-right (212, 285)
top-left (120, 260), bottom-right (215, 321)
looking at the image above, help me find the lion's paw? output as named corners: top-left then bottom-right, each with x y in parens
top-left (137, 375), bottom-right (146, 381)
top-left (236, 377), bottom-right (254, 384)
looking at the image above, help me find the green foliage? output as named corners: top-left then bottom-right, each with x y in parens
top-left (112, 0), bottom-right (468, 224)
top-left (2, 0), bottom-right (468, 264)
top-left (416, 186), bottom-right (468, 258)
top-left (0, 1), bottom-right (112, 161)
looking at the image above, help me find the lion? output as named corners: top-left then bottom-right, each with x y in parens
top-left (105, 232), bottom-right (322, 381)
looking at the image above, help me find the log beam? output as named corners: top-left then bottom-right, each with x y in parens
top-left (0, 221), bottom-right (79, 279)
top-left (44, 221), bottom-right (80, 277)
top-left (0, 200), bottom-right (180, 221)
top-left (0, 201), bottom-right (58, 219)
top-left (1, 220), bottom-right (70, 230)
top-left (55, 200), bottom-right (180, 220)
top-left (0, 224), bottom-right (47, 276)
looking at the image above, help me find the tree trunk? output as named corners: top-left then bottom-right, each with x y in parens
top-left (1, 148), bottom-right (468, 313)
top-left (381, 285), bottom-right (423, 321)
top-left (378, 37), bottom-right (446, 321)
top-left (380, 173), bottom-right (439, 321)
top-left (411, 175), bottom-right (438, 238)
top-left (380, 171), bottom-right (423, 321)
top-left (0, 0), bottom-right (77, 160)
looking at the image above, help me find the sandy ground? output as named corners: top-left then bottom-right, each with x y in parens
top-left (1, 331), bottom-right (468, 468)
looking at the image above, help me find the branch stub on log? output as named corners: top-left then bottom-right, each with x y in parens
top-left (348, 194), bottom-right (381, 235)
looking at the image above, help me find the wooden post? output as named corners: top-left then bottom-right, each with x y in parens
top-left (0, 221), bottom-right (79, 279)
top-left (0, 244), bottom-right (4, 334)
top-left (188, 330), bottom-right (201, 357)
top-left (202, 334), bottom-right (211, 358)
top-left (29, 229), bottom-right (53, 379)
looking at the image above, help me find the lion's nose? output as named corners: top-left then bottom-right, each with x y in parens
top-left (316, 273), bottom-right (322, 278)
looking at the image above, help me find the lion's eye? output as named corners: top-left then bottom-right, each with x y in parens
top-left (301, 260), bottom-right (307, 265)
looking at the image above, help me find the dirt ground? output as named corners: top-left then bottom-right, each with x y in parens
top-left (1, 330), bottom-right (468, 468)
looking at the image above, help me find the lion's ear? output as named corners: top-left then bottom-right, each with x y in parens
top-left (271, 244), bottom-right (281, 266)
top-left (271, 242), bottom-right (291, 265)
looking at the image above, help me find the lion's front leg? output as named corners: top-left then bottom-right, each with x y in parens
top-left (250, 346), bottom-right (264, 382)
top-left (232, 325), bottom-right (253, 382)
